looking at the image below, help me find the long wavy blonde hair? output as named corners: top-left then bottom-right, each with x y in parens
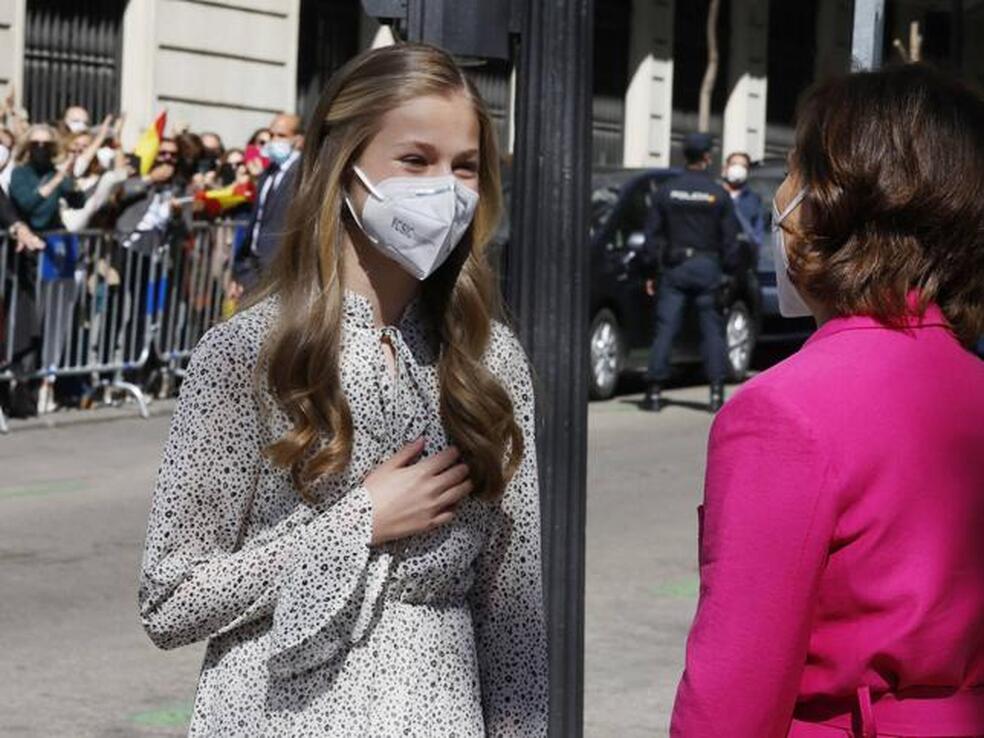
top-left (246, 43), bottom-right (523, 503)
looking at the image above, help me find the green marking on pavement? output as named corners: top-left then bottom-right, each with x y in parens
top-left (129, 703), bottom-right (194, 728)
top-left (654, 576), bottom-right (699, 599)
top-left (0, 478), bottom-right (89, 500)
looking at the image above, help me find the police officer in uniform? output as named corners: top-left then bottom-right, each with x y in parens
top-left (641, 132), bottom-right (739, 412)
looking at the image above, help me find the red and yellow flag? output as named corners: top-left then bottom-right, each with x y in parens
top-left (133, 111), bottom-right (167, 175)
top-left (196, 179), bottom-right (257, 217)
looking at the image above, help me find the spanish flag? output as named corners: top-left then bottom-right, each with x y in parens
top-left (133, 111), bottom-right (167, 175)
top-left (196, 179), bottom-right (257, 217)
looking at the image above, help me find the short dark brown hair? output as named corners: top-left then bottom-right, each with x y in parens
top-left (790, 63), bottom-right (984, 346)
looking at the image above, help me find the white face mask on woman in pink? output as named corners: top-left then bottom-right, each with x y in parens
top-left (771, 187), bottom-right (812, 318)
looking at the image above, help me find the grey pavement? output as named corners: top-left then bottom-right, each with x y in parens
top-left (0, 384), bottom-right (717, 737)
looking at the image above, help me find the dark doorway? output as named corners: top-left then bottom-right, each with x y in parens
top-left (672, 0), bottom-right (733, 114)
top-left (766, 0), bottom-right (819, 124)
top-left (593, 0), bottom-right (631, 166)
top-left (296, 0), bottom-right (362, 127)
top-left (24, 0), bottom-right (125, 125)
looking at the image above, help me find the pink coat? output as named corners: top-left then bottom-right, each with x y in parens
top-left (670, 304), bottom-right (984, 738)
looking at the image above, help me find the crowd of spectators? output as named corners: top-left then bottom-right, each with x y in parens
top-left (0, 93), bottom-right (303, 419)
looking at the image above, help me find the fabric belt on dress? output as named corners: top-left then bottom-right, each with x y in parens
top-left (792, 685), bottom-right (984, 737)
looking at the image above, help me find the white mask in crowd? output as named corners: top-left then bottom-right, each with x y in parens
top-left (65, 118), bottom-right (88, 134)
top-left (96, 146), bottom-right (116, 170)
top-left (263, 140), bottom-right (293, 166)
top-left (725, 163), bottom-right (748, 186)
top-left (0, 143), bottom-right (10, 169)
top-left (344, 164), bottom-right (479, 281)
top-left (771, 187), bottom-right (812, 318)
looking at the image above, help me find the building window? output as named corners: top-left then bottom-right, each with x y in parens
top-left (593, 0), bottom-right (631, 166)
top-left (295, 0), bottom-right (361, 127)
top-left (24, 0), bottom-right (125, 125)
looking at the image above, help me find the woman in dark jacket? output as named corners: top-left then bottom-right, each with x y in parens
top-left (9, 123), bottom-right (84, 230)
top-left (9, 123), bottom-right (86, 413)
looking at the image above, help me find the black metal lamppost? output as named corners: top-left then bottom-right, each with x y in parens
top-left (361, 2), bottom-right (594, 735)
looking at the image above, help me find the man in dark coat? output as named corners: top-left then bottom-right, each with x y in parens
top-left (229, 113), bottom-right (302, 295)
top-left (0, 188), bottom-right (46, 417)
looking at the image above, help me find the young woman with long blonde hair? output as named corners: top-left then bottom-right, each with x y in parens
top-left (139, 43), bottom-right (547, 737)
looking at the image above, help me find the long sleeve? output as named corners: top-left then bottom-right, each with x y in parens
top-left (9, 166), bottom-right (45, 222)
top-left (0, 187), bottom-right (20, 228)
top-left (641, 187), bottom-right (667, 277)
top-left (139, 318), bottom-right (377, 668)
top-left (718, 194), bottom-right (741, 272)
top-left (470, 330), bottom-right (548, 737)
top-left (9, 166), bottom-right (79, 230)
top-left (232, 171), bottom-right (265, 282)
top-left (118, 175), bottom-right (150, 204)
top-left (670, 384), bottom-right (837, 738)
top-left (748, 194), bottom-right (766, 249)
top-left (733, 190), bottom-right (766, 251)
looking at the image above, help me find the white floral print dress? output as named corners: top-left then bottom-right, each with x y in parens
top-left (138, 292), bottom-right (547, 737)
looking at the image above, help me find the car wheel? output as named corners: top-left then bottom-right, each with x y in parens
top-left (726, 300), bottom-right (755, 381)
top-left (589, 309), bottom-right (623, 401)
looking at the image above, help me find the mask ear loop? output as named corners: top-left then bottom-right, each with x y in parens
top-left (343, 165), bottom-right (383, 245)
top-left (772, 186), bottom-right (808, 230)
top-left (351, 165), bottom-right (384, 200)
top-left (772, 187), bottom-right (809, 273)
top-left (342, 193), bottom-right (378, 246)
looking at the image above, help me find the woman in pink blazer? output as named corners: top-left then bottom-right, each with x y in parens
top-left (670, 65), bottom-right (984, 738)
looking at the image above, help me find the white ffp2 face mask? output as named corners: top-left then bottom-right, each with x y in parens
top-left (771, 187), bottom-right (812, 318)
top-left (344, 165), bottom-right (479, 281)
top-left (95, 146), bottom-right (116, 170)
top-left (725, 163), bottom-right (748, 186)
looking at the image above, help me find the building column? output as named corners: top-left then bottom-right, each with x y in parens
top-left (284, 0), bottom-right (301, 115)
top-left (622, 0), bottom-right (674, 167)
top-left (815, 0), bottom-right (854, 78)
top-left (722, 0), bottom-right (768, 162)
top-left (119, 0), bottom-right (158, 148)
top-left (2, 0), bottom-right (26, 110)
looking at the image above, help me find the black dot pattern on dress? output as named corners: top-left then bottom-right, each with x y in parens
top-left (138, 291), bottom-right (547, 736)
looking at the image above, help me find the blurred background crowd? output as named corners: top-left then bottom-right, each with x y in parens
top-left (0, 95), bottom-right (302, 419)
top-left (0, 96), bottom-right (299, 241)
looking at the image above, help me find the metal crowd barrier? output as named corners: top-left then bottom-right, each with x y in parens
top-left (157, 221), bottom-right (242, 394)
top-left (0, 220), bottom-right (247, 433)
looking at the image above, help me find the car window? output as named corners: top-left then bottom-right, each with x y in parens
top-left (611, 178), bottom-right (656, 249)
top-left (591, 186), bottom-right (620, 237)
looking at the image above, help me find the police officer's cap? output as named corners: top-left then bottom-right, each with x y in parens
top-left (683, 132), bottom-right (713, 157)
